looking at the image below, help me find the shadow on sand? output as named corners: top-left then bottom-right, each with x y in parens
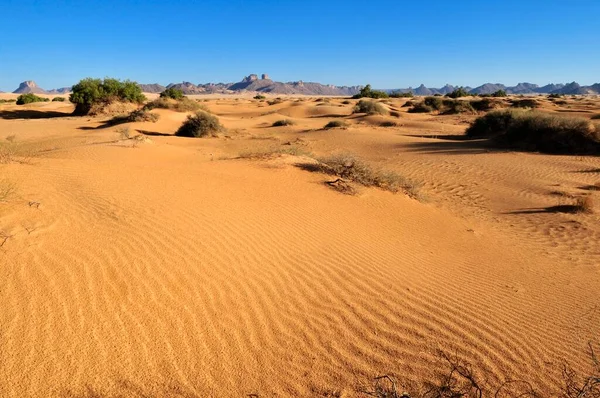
top-left (0, 109), bottom-right (72, 120)
top-left (506, 205), bottom-right (584, 215)
top-left (400, 134), bottom-right (494, 155)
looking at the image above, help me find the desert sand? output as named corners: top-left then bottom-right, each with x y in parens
top-left (0, 94), bottom-right (599, 396)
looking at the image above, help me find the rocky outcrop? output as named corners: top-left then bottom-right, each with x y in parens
top-left (13, 80), bottom-right (46, 94)
top-left (242, 74), bottom-right (259, 83)
top-left (138, 83), bottom-right (166, 93)
top-left (261, 74), bottom-right (270, 80)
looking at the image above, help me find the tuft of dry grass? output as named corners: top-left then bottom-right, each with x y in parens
top-left (575, 195), bottom-right (594, 213)
top-left (324, 120), bottom-right (348, 129)
top-left (296, 153), bottom-right (419, 197)
top-left (237, 145), bottom-right (312, 160)
top-left (144, 97), bottom-right (207, 113)
top-left (353, 99), bottom-right (388, 115)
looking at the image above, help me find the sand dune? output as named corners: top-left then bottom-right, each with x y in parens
top-left (0, 97), bottom-right (599, 396)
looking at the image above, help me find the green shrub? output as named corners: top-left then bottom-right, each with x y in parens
top-left (389, 91), bottom-right (413, 98)
top-left (466, 110), bottom-right (600, 154)
top-left (253, 94), bottom-right (266, 100)
top-left (408, 102), bottom-right (433, 113)
top-left (324, 120), bottom-right (348, 129)
top-left (51, 97), bottom-right (66, 102)
top-left (548, 93), bottom-right (563, 99)
top-left (272, 119), bottom-right (295, 127)
top-left (144, 97), bottom-right (205, 112)
top-left (175, 111), bottom-right (223, 137)
top-left (16, 93), bottom-right (49, 105)
top-left (0, 99), bottom-right (16, 104)
top-left (160, 87), bottom-right (184, 100)
top-left (353, 99), bottom-right (387, 115)
top-left (470, 98), bottom-right (499, 111)
top-left (70, 78), bottom-right (146, 115)
top-left (443, 100), bottom-right (476, 115)
top-left (491, 90), bottom-right (507, 97)
top-left (424, 96), bottom-right (445, 110)
top-left (446, 87), bottom-right (470, 98)
top-left (352, 84), bottom-right (389, 99)
top-left (511, 98), bottom-right (539, 109)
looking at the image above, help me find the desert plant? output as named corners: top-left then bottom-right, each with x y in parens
top-left (267, 98), bottom-right (283, 106)
top-left (272, 119), bottom-right (295, 127)
top-left (574, 196), bottom-right (594, 213)
top-left (591, 114), bottom-right (600, 120)
top-left (390, 111), bottom-right (401, 117)
top-left (389, 91), bottom-right (414, 98)
top-left (408, 102), bottom-right (434, 113)
top-left (342, 100), bottom-right (352, 104)
top-left (446, 87), bottom-right (470, 98)
top-left (353, 99), bottom-right (387, 115)
top-left (70, 77), bottom-right (146, 115)
top-left (16, 93), bottom-right (49, 105)
top-left (380, 121), bottom-right (397, 127)
top-left (491, 89), bottom-right (507, 97)
top-left (175, 111), bottom-right (223, 137)
top-left (511, 98), bottom-right (539, 109)
top-left (144, 97), bottom-right (205, 112)
top-left (443, 100), bottom-right (476, 115)
top-left (353, 84), bottom-right (389, 99)
top-left (51, 97), bottom-right (66, 102)
top-left (253, 94), bottom-right (266, 100)
top-left (324, 120), bottom-right (348, 129)
top-left (548, 93), bottom-right (563, 99)
top-left (127, 109), bottom-right (160, 122)
top-left (159, 87), bottom-right (184, 100)
top-left (466, 110), bottom-right (600, 154)
top-left (470, 98), bottom-right (499, 111)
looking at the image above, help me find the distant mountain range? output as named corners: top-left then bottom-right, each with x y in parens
top-left (7, 77), bottom-right (600, 96)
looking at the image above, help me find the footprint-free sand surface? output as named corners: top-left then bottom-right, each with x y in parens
top-left (1, 95), bottom-right (599, 396)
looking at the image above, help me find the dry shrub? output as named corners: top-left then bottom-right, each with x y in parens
top-left (128, 109), bottom-right (160, 122)
top-left (575, 196), bottom-right (594, 213)
top-left (175, 111), bottom-right (223, 138)
top-left (296, 153), bottom-right (417, 196)
top-left (380, 121), bottom-right (398, 127)
top-left (272, 119), bottom-right (295, 127)
top-left (466, 110), bottom-right (600, 154)
top-left (324, 120), bottom-right (348, 129)
top-left (88, 101), bottom-right (139, 116)
top-left (353, 99), bottom-right (388, 115)
top-left (144, 97), bottom-right (206, 112)
top-left (390, 111), bottom-right (401, 118)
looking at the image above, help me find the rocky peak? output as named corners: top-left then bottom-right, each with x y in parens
top-left (243, 74), bottom-right (259, 83)
top-left (13, 80), bottom-right (46, 94)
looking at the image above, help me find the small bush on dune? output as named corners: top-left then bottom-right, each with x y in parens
top-left (470, 98), bottom-right (500, 111)
top-left (272, 119), bottom-right (295, 127)
top-left (591, 114), bottom-right (600, 120)
top-left (16, 93), bottom-right (49, 105)
top-left (176, 111), bottom-right (223, 137)
top-left (159, 87), bottom-right (185, 100)
top-left (353, 99), bottom-right (387, 115)
top-left (443, 100), bottom-right (476, 115)
top-left (390, 111), bottom-right (401, 117)
top-left (466, 109), bottom-right (600, 154)
top-left (408, 102), bottom-right (433, 113)
top-left (341, 100), bottom-right (352, 105)
top-left (108, 109), bottom-right (160, 125)
top-left (511, 98), bottom-right (539, 109)
top-left (548, 93), bottom-right (563, 99)
top-left (51, 97), bottom-right (66, 102)
top-left (70, 78), bottom-right (146, 115)
top-left (253, 94), bottom-right (266, 100)
top-left (324, 120), bottom-right (348, 129)
top-left (380, 121), bottom-right (398, 127)
top-left (144, 97), bottom-right (205, 112)
top-left (0, 99), bottom-right (16, 104)
top-left (491, 89), bottom-right (507, 97)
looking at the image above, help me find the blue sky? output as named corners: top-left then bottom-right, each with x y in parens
top-left (0, 0), bottom-right (599, 91)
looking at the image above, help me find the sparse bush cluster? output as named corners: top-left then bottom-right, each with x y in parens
top-left (16, 93), bottom-right (50, 105)
top-left (445, 87), bottom-right (470, 98)
top-left (0, 99), bottom-right (16, 104)
top-left (51, 97), bottom-right (66, 102)
top-left (511, 98), bottom-right (539, 109)
top-left (409, 96), bottom-right (504, 115)
top-left (144, 97), bottom-right (205, 112)
top-left (253, 94), bottom-right (266, 100)
top-left (466, 109), bottom-right (600, 154)
top-left (175, 111), bottom-right (223, 137)
top-left (159, 87), bottom-right (185, 100)
top-left (389, 91), bottom-right (414, 98)
top-left (108, 109), bottom-right (161, 125)
top-left (353, 99), bottom-right (387, 115)
top-left (69, 78), bottom-right (146, 115)
top-left (353, 84), bottom-right (389, 99)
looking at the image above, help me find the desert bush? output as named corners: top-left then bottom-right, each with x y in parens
top-left (175, 111), bottom-right (223, 137)
top-left (353, 99), bottom-right (387, 115)
top-left (342, 100), bottom-right (352, 104)
top-left (159, 87), bottom-right (184, 100)
top-left (574, 196), bottom-right (595, 213)
top-left (470, 98), bottom-right (500, 111)
top-left (408, 102), bottom-right (434, 113)
top-left (511, 98), bottom-right (539, 108)
top-left (390, 111), bottom-right (401, 117)
top-left (0, 99), bottom-right (16, 104)
top-left (324, 120), bottom-right (348, 129)
top-left (144, 97), bottom-right (205, 112)
top-left (389, 91), bottom-right (414, 98)
top-left (446, 87), bottom-right (470, 98)
top-left (548, 93), bottom-right (563, 99)
top-left (267, 98), bottom-right (283, 105)
top-left (16, 93), bottom-right (49, 105)
top-left (491, 89), bottom-right (507, 97)
top-left (353, 84), bottom-right (389, 99)
top-left (466, 109), bottom-right (600, 154)
top-left (253, 94), bottom-right (266, 100)
top-left (424, 96), bottom-right (445, 110)
top-left (272, 119), bottom-right (295, 127)
top-left (108, 109), bottom-right (160, 125)
top-left (70, 78), bottom-right (146, 115)
top-left (591, 114), bottom-right (600, 120)
top-left (380, 121), bottom-right (397, 127)
top-left (297, 153), bottom-right (415, 195)
top-left (443, 100), bottom-right (476, 115)
top-left (51, 97), bottom-right (66, 102)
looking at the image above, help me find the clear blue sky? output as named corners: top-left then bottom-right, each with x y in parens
top-left (0, 0), bottom-right (598, 91)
